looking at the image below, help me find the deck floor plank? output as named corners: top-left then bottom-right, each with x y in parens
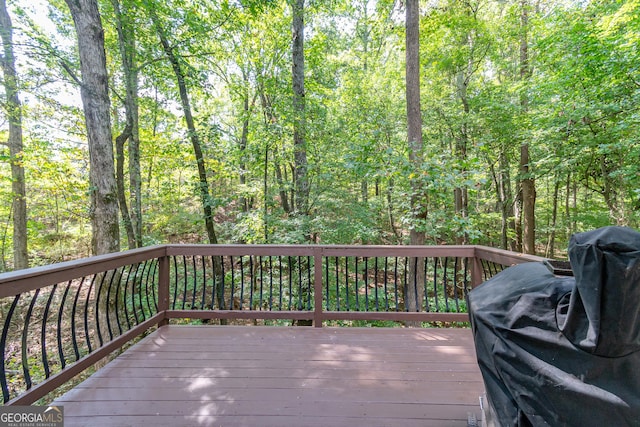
top-left (53, 325), bottom-right (484, 426)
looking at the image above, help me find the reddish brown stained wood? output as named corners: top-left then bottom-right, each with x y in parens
top-left (53, 325), bottom-right (484, 426)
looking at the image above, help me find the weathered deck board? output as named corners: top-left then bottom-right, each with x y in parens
top-left (53, 325), bottom-right (484, 426)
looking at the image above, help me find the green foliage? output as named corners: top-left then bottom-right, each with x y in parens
top-left (1, 0), bottom-right (639, 267)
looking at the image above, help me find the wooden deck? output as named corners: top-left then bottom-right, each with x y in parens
top-left (53, 325), bottom-right (485, 426)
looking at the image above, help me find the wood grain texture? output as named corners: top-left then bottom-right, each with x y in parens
top-left (53, 325), bottom-right (484, 426)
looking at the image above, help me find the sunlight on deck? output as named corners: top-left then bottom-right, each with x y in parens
top-left (53, 325), bottom-right (484, 426)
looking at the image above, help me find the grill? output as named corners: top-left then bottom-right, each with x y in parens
top-left (467, 226), bottom-right (640, 426)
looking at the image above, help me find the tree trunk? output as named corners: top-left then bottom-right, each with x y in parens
top-left (405, 0), bottom-right (426, 319)
top-left (519, 0), bottom-right (536, 254)
top-left (498, 150), bottom-right (515, 250)
top-left (239, 69), bottom-right (250, 213)
top-left (274, 160), bottom-right (290, 214)
top-left (150, 8), bottom-right (218, 244)
top-left (65, 0), bottom-right (120, 255)
top-left (546, 179), bottom-right (560, 258)
top-left (258, 83), bottom-right (291, 215)
top-left (291, 0), bottom-right (308, 216)
top-left (111, 0), bottom-right (141, 249)
top-left (0, 0), bottom-right (28, 269)
top-left (291, 0), bottom-right (311, 325)
top-left (454, 71), bottom-right (469, 245)
top-left (115, 128), bottom-right (136, 248)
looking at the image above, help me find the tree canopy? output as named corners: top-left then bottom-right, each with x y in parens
top-left (0, 0), bottom-right (638, 268)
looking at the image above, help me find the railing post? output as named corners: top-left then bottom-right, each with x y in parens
top-left (313, 248), bottom-right (323, 328)
top-left (157, 255), bottom-right (170, 326)
top-left (471, 248), bottom-right (484, 288)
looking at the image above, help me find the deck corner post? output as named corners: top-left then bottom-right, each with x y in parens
top-left (471, 247), bottom-right (484, 288)
top-left (157, 255), bottom-right (170, 326)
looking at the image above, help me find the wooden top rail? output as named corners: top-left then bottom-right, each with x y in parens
top-left (473, 246), bottom-right (547, 266)
top-left (0, 244), bottom-right (542, 298)
top-left (0, 246), bottom-right (167, 298)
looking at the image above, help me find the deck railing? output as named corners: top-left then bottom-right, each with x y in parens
top-left (0, 244), bottom-right (545, 405)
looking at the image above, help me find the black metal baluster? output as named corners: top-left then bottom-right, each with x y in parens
top-left (138, 260), bottom-right (150, 321)
top-left (297, 256), bottom-right (303, 310)
top-left (105, 269), bottom-right (118, 341)
top-left (288, 257), bottom-right (293, 310)
top-left (259, 256), bottom-right (264, 311)
top-left (433, 258), bottom-right (439, 312)
top-left (239, 256), bottom-right (245, 310)
top-left (1, 294), bottom-right (20, 403)
top-left (268, 256), bottom-right (274, 311)
top-left (230, 256), bottom-right (236, 309)
top-left (114, 267), bottom-right (125, 335)
top-left (201, 256), bottom-right (207, 311)
top-left (217, 255), bottom-right (227, 310)
top-left (307, 256), bottom-right (312, 311)
top-left (374, 257), bottom-right (379, 311)
top-left (181, 255), bottom-right (188, 310)
top-left (383, 257), bottom-right (389, 311)
top-left (130, 263), bottom-right (142, 325)
top-left (325, 257), bottom-right (330, 311)
top-left (209, 256), bottom-right (222, 310)
top-left (403, 257), bottom-right (408, 312)
top-left (22, 289), bottom-right (40, 390)
top-left (423, 257), bottom-right (430, 312)
top-left (412, 257), bottom-right (419, 312)
top-left (352, 257), bottom-right (356, 311)
top-left (70, 277), bottom-right (86, 361)
top-left (481, 259), bottom-right (488, 280)
top-left (278, 256), bottom-right (283, 310)
top-left (190, 256), bottom-right (197, 309)
top-left (463, 258), bottom-right (470, 295)
top-left (220, 256), bottom-right (227, 310)
top-left (42, 284), bottom-right (58, 377)
top-left (149, 259), bottom-right (158, 312)
top-left (394, 257), bottom-right (399, 311)
top-left (57, 281), bottom-right (72, 369)
top-left (335, 257), bottom-right (340, 311)
top-left (249, 256), bottom-right (254, 310)
top-left (121, 264), bottom-right (133, 330)
top-left (453, 257), bottom-right (460, 312)
top-left (443, 257), bottom-right (450, 312)
top-left (171, 256), bottom-right (178, 310)
top-left (84, 275), bottom-right (97, 353)
top-left (364, 257), bottom-right (369, 312)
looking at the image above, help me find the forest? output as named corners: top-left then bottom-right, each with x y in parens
top-left (0, 0), bottom-right (638, 271)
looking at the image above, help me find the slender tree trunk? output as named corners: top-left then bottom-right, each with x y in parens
top-left (454, 71), bottom-right (469, 245)
top-left (387, 177), bottom-right (400, 242)
top-left (546, 179), bottom-right (560, 258)
top-left (111, 0), bottom-right (141, 249)
top-left (65, 0), bottom-right (120, 255)
top-left (519, 0), bottom-right (536, 254)
top-left (115, 129), bottom-right (136, 248)
top-left (514, 190), bottom-right (523, 252)
top-left (239, 69), bottom-right (250, 213)
top-left (498, 150), bottom-right (515, 250)
top-left (565, 172), bottom-right (572, 237)
top-left (274, 160), bottom-right (290, 214)
top-left (263, 145), bottom-right (269, 242)
top-left (0, 0), bottom-right (28, 269)
top-left (360, 1), bottom-right (370, 205)
top-left (405, 0), bottom-right (425, 319)
top-left (291, 0), bottom-right (309, 216)
top-left (258, 83), bottom-right (291, 215)
top-left (150, 8), bottom-right (218, 244)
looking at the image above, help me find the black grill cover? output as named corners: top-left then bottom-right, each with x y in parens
top-left (467, 226), bottom-right (640, 426)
